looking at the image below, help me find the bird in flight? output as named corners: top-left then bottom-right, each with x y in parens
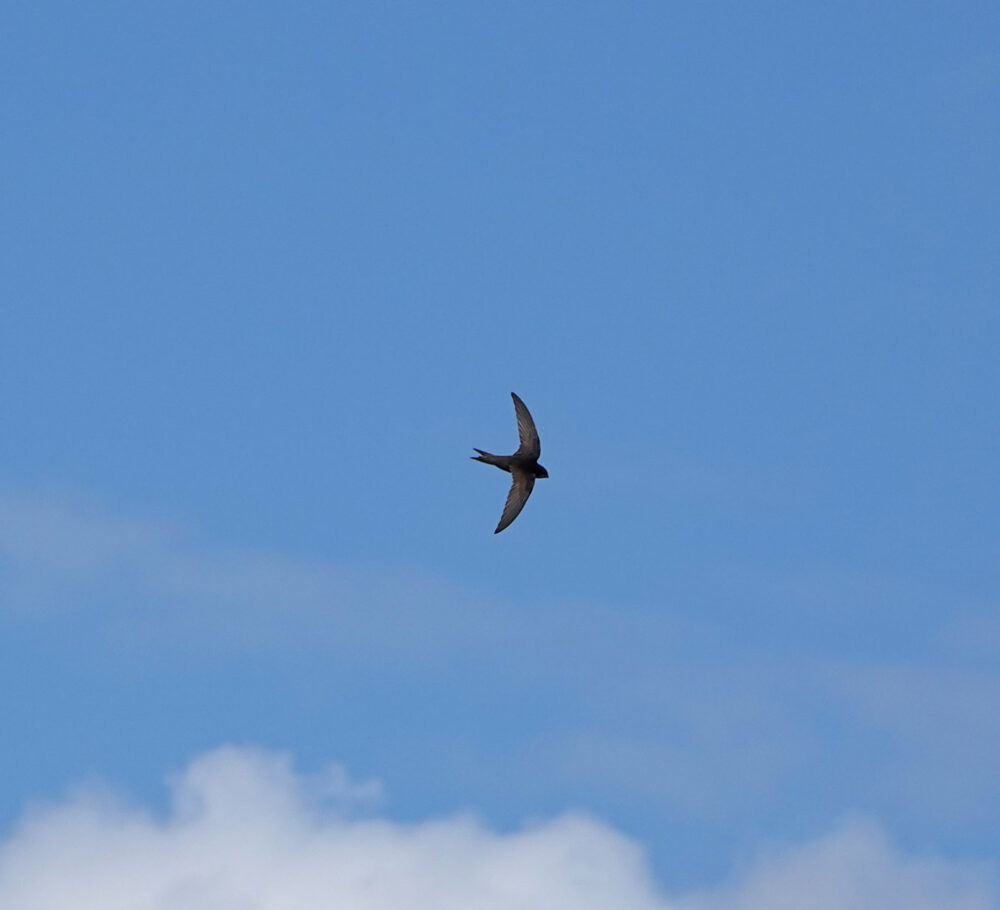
top-left (472, 392), bottom-right (549, 534)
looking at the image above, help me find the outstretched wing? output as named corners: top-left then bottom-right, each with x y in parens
top-left (511, 392), bottom-right (540, 459)
top-left (494, 469), bottom-right (535, 534)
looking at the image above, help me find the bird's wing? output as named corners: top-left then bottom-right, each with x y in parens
top-left (511, 393), bottom-right (541, 459)
top-left (494, 469), bottom-right (535, 534)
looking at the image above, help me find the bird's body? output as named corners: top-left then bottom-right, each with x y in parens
top-left (472, 393), bottom-right (548, 534)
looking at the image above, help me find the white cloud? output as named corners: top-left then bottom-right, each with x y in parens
top-left (0, 747), bottom-right (664, 910)
top-left (0, 747), bottom-right (993, 910)
top-left (683, 820), bottom-right (993, 910)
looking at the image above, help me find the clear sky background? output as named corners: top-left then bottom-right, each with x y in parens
top-left (2, 2), bottom-right (999, 907)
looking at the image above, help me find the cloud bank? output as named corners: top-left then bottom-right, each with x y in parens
top-left (0, 747), bottom-right (992, 910)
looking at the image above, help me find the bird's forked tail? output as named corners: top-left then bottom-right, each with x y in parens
top-left (471, 448), bottom-right (508, 469)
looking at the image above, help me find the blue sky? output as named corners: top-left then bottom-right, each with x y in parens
top-left (2, 2), bottom-right (999, 905)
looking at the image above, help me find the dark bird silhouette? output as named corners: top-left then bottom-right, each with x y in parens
top-left (472, 392), bottom-right (549, 534)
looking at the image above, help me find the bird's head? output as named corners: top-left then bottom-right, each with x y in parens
top-left (535, 464), bottom-right (549, 479)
